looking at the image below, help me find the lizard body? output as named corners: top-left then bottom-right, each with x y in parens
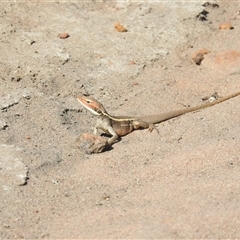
top-left (77, 92), bottom-right (240, 145)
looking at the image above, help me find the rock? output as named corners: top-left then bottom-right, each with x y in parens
top-left (192, 48), bottom-right (211, 65)
top-left (114, 22), bottom-right (128, 32)
top-left (202, 50), bottom-right (240, 74)
top-left (59, 32), bottom-right (69, 39)
top-left (0, 119), bottom-right (8, 130)
top-left (0, 145), bottom-right (28, 189)
top-left (75, 133), bottom-right (109, 154)
top-left (219, 22), bottom-right (234, 30)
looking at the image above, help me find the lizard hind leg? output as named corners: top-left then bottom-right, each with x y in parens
top-left (133, 120), bottom-right (159, 134)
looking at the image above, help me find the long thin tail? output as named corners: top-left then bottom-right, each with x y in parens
top-left (140, 91), bottom-right (240, 124)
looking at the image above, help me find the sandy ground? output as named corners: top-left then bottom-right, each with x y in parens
top-left (1, 1), bottom-right (240, 238)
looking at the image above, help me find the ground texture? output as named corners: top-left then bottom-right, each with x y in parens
top-left (1, 1), bottom-right (240, 238)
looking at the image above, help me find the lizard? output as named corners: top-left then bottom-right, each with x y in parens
top-left (77, 91), bottom-right (240, 145)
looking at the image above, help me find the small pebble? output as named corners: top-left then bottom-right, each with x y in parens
top-left (192, 48), bottom-right (211, 65)
top-left (219, 22), bottom-right (234, 30)
top-left (59, 33), bottom-right (69, 39)
top-left (114, 22), bottom-right (127, 32)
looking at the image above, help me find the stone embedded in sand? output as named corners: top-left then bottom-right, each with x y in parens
top-left (192, 48), bottom-right (211, 65)
top-left (75, 133), bottom-right (109, 154)
top-left (202, 50), bottom-right (240, 73)
top-left (114, 22), bottom-right (128, 32)
top-left (59, 32), bottom-right (69, 39)
top-left (219, 22), bottom-right (234, 30)
top-left (0, 144), bottom-right (28, 188)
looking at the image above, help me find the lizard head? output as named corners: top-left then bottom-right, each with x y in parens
top-left (77, 96), bottom-right (106, 116)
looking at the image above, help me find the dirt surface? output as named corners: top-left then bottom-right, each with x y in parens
top-left (1, 1), bottom-right (240, 239)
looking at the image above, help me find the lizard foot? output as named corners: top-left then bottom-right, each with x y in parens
top-left (148, 124), bottom-right (159, 134)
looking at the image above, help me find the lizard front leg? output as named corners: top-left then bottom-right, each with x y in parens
top-left (94, 117), bottom-right (119, 145)
top-left (106, 125), bottom-right (119, 145)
